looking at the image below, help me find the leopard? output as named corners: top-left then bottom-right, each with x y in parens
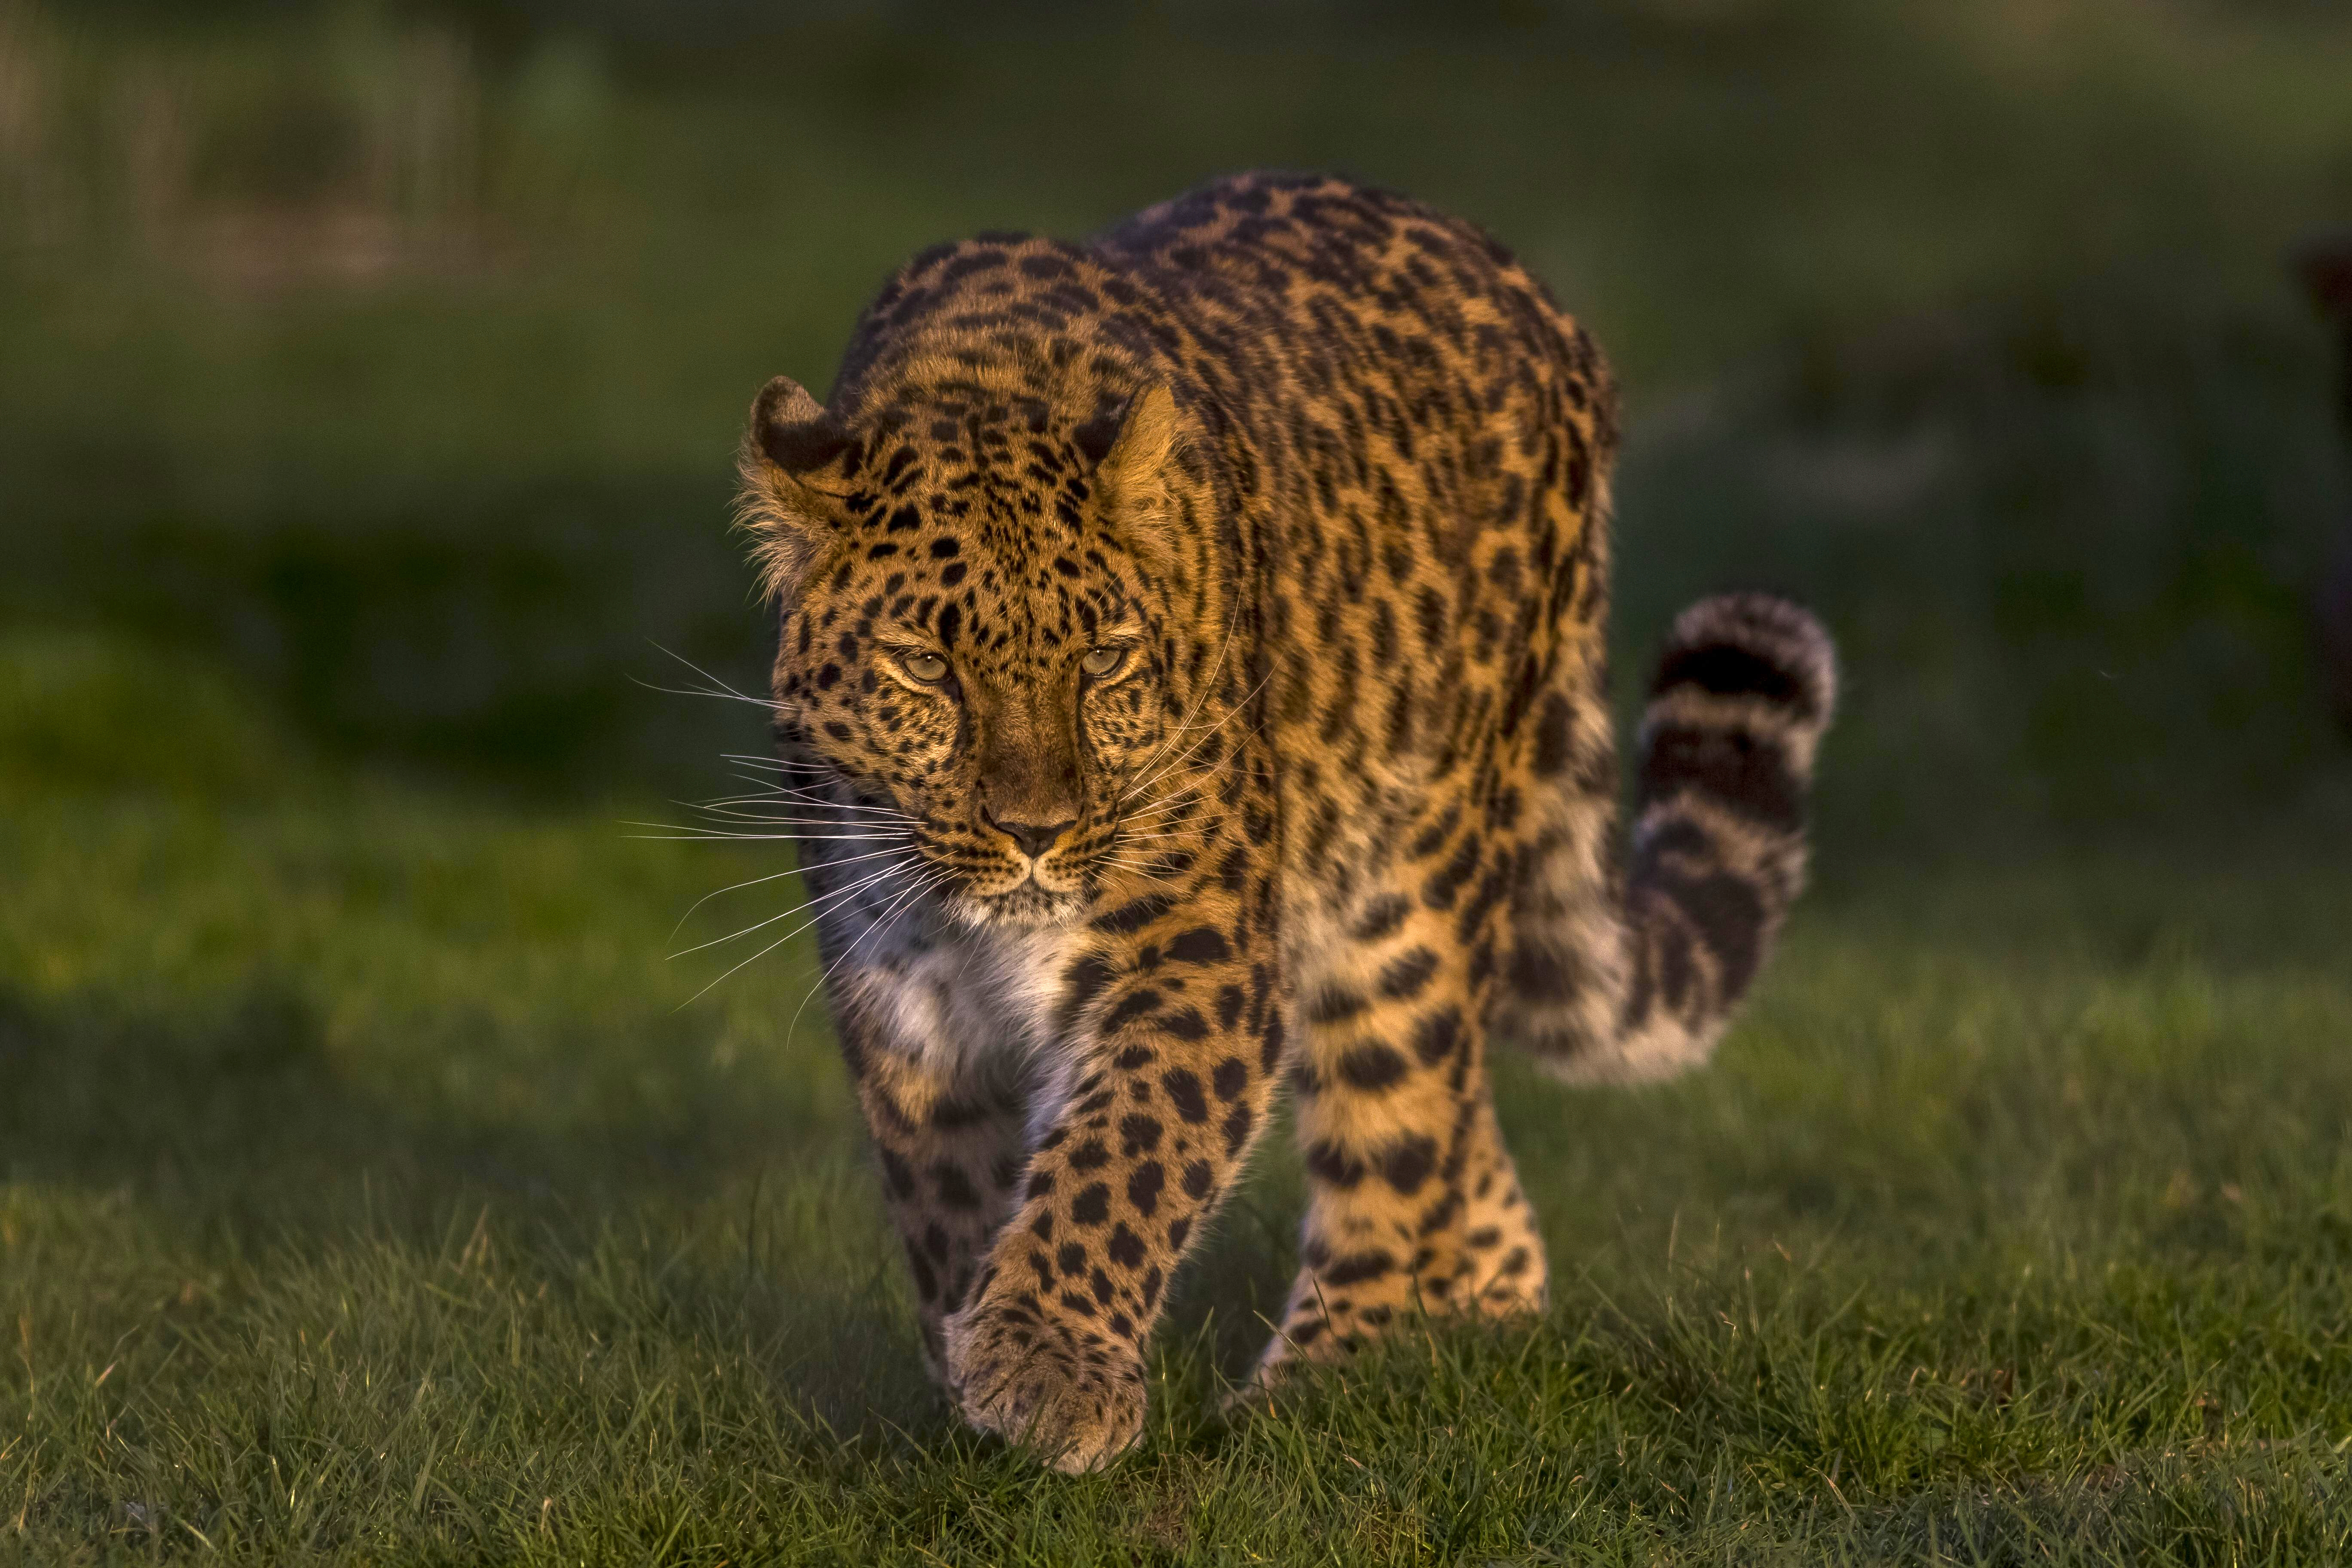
top-left (731, 171), bottom-right (1837, 1472)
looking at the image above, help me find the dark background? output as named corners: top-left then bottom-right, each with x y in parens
top-left (6, 0), bottom-right (2352, 862)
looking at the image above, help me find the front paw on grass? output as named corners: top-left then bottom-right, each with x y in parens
top-left (943, 1301), bottom-right (1148, 1473)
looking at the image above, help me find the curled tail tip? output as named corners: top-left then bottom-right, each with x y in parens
top-left (1593, 591), bottom-right (1832, 1082)
top-left (1501, 592), bottom-right (1835, 1090)
top-left (1654, 592), bottom-right (1838, 742)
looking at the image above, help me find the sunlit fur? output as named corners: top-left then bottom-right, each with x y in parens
top-left (743, 368), bottom-right (1214, 934)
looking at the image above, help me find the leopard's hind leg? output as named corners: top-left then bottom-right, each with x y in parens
top-left (1247, 780), bottom-right (1549, 1391)
top-left (1246, 597), bottom-right (1834, 1393)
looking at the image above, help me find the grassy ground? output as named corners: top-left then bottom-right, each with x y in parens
top-left (10, 1), bottom-right (2352, 1560)
top-left (6, 637), bottom-right (2352, 1563)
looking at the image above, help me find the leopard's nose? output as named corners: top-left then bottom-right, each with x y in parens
top-left (983, 808), bottom-right (1075, 859)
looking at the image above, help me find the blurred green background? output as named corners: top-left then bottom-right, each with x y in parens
top-left (7, 0), bottom-right (2350, 841)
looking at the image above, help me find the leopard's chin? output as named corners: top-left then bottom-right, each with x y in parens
top-left (952, 876), bottom-right (1090, 931)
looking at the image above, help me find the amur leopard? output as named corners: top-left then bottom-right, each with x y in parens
top-left (732, 171), bottom-right (1836, 1471)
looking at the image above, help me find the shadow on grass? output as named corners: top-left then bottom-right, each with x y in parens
top-left (0, 978), bottom-right (749, 1224)
top-left (0, 975), bottom-right (1310, 1451)
top-left (0, 977), bottom-right (923, 1436)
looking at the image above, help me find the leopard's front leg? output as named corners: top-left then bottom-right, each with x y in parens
top-left (831, 992), bottom-right (1033, 1380)
top-left (943, 898), bottom-right (1281, 1472)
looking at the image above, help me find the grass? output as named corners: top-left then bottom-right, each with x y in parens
top-left (7, 635), bottom-right (2352, 1564)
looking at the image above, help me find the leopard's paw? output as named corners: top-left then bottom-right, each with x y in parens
top-left (943, 1296), bottom-right (1147, 1473)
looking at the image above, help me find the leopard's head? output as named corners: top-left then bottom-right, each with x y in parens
top-left (738, 371), bottom-right (1207, 928)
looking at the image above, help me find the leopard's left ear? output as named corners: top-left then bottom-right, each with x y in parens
top-left (1077, 384), bottom-right (1186, 558)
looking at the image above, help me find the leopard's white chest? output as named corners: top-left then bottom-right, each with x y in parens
top-left (836, 918), bottom-right (1085, 1109)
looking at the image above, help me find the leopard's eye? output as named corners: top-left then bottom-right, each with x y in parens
top-left (900, 652), bottom-right (950, 683)
top-left (1081, 645), bottom-right (1126, 679)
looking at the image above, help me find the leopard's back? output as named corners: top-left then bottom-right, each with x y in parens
top-left (1097, 175), bottom-right (1618, 891)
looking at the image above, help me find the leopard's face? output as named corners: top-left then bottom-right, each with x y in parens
top-left (770, 444), bottom-right (1181, 930)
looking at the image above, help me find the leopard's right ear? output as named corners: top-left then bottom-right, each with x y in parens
top-left (1079, 383), bottom-right (1188, 576)
top-left (736, 375), bottom-right (856, 604)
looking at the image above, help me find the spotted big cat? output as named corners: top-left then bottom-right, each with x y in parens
top-left (731, 171), bottom-right (1837, 1471)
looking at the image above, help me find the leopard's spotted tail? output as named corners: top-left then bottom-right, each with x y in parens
top-left (1507, 593), bottom-right (1838, 1085)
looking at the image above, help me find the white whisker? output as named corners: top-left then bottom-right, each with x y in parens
top-left (1101, 856), bottom-right (1182, 887)
top-left (785, 865), bottom-right (953, 1042)
top-left (667, 838), bottom-right (936, 943)
top-left (670, 855), bottom-right (912, 965)
top-left (630, 675), bottom-right (777, 710)
top-left (624, 830), bottom-right (913, 844)
top-left (706, 771), bottom-right (914, 818)
top-left (665, 865), bottom-right (808, 943)
top-left (1122, 767), bottom-right (1230, 813)
top-left (643, 644), bottom-right (778, 708)
top-left (1113, 605), bottom-right (1243, 803)
top-left (681, 798), bottom-right (913, 821)
top-left (675, 856), bottom-right (937, 1009)
top-left (680, 804), bottom-right (918, 830)
top-left (1118, 707), bottom-right (1277, 840)
top-left (706, 793), bottom-right (912, 822)
top-left (719, 752), bottom-right (834, 774)
top-left (724, 752), bottom-right (828, 771)
top-left (1121, 668), bottom-right (1275, 806)
top-left (1121, 794), bottom-right (1221, 830)
top-left (1120, 769), bottom-right (1241, 824)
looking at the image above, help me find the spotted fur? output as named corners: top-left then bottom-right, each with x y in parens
top-left (732, 172), bottom-right (1837, 1471)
